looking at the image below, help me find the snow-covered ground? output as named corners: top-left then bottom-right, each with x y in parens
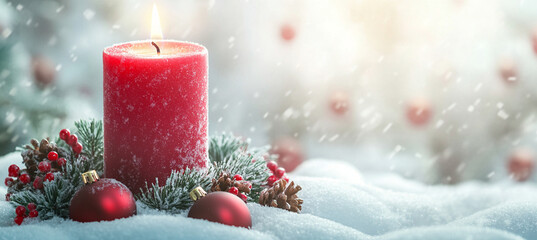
top-left (0, 153), bottom-right (536, 240)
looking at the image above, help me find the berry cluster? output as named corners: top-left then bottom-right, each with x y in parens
top-left (227, 174), bottom-right (251, 202)
top-left (210, 172), bottom-right (252, 202)
top-left (59, 129), bottom-right (83, 155)
top-left (266, 161), bottom-right (289, 187)
top-left (5, 129), bottom-right (78, 202)
top-left (13, 203), bottom-right (38, 225)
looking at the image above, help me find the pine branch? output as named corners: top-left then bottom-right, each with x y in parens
top-left (10, 158), bottom-right (92, 219)
top-left (137, 133), bottom-right (272, 212)
top-left (137, 168), bottom-right (212, 213)
top-left (9, 119), bottom-right (104, 219)
top-left (74, 119), bottom-right (104, 174)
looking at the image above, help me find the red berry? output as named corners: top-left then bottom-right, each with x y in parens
top-left (5, 193), bottom-right (11, 201)
top-left (27, 203), bottom-right (36, 211)
top-left (14, 216), bottom-right (24, 225)
top-left (238, 193), bottom-right (248, 202)
top-left (47, 151), bottom-right (58, 161)
top-left (19, 174), bottom-right (30, 184)
top-left (4, 177), bottom-right (13, 187)
top-left (244, 181), bottom-right (252, 189)
top-left (28, 210), bottom-right (38, 218)
top-left (15, 206), bottom-right (26, 217)
top-left (267, 175), bottom-right (278, 186)
top-left (59, 129), bottom-right (70, 141)
top-left (228, 187), bottom-right (239, 195)
top-left (38, 161), bottom-right (51, 173)
top-left (283, 176), bottom-right (289, 183)
top-left (8, 164), bottom-right (20, 177)
top-left (274, 167), bottom-right (286, 178)
top-left (68, 134), bottom-right (78, 146)
top-left (57, 158), bottom-right (67, 166)
top-left (73, 142), bottom-right (83, 154)
top-left (33, 177), bottom-right (43, 189)
top-left (44, 173), bottom-right (54, 182)
top-left (233, 174), bottom-right (243, 181)
top-left (267, 161), bottom-right (278, 172)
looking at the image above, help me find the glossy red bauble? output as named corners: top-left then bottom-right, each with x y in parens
top-left (69, 178), bottom-right (136, 222)
top-left (507, 149), bottom-right (534, 182)
top-left (406, 98), bottom-right (432, 126)
top-left (188, 192), bottom-right (252, 228)
top-left (280, 24), bottom-right (296, 41)
top-left (14, 216), bottom-right (24, 225)
top-left (270, 137), bottom-right (304, 172)
top-left (44, 173), bottom-right (55, 182)
top-left (329, 91), bottom-right (350, 116)
top-left (266, 161), bottom-right (278, 172)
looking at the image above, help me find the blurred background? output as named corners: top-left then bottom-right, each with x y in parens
top-left (1, 0), bottom-right (537, 184)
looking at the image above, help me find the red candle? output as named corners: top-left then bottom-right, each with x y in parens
top-left (103, 39), bottom-right (208, 192)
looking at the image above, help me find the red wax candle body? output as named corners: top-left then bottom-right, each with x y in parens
top-left (103, 40), bottom-right (208, 193)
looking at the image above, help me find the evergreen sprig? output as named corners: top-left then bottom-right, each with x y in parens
top-left (9, 119), bottom-right (274, 217)
top-left (9, 120), bottom-right (105, 219)
top-left (137, 133), bottom-right (272, 212)
top-left (137, 168), bottom-right (212, 214)
top-left (74, 119), bottom-right (104, 175)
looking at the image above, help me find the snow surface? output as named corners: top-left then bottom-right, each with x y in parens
top-left (0, 153), bottom-right (535, 240)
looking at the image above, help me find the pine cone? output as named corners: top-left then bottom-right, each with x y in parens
top-left (8, 138), bottom-right (70, 194)
top-left (210, 172), bottom-right (251, 199)
top-left (259, 179), bottom-right (303, 213)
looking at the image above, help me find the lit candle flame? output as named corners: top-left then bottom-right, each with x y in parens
top-left (151, 4), bottom-right (163, 40)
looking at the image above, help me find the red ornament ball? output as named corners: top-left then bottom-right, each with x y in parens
top-left (14, 216), bottom-right (24, 225)
top-left (498, 58), bottom-right (517, 85)
top-left (31, 56), bottom-right (55, 87)
top-left (270, 137), bottom-right (304, 172)
top-left (280, 24), bottom-right (296, 41)
top-left (508, 149), bottom-right (534, 182)
top-left (8, 164), bottom-right (19, 177)
top-left (15, 206), bottom-right (26, 217)
top-left (187, 191), bottom-right (252, 228)
top-left (69, 178), bottom-right (137, 222)
top-left (47, 151), bottom-right (58, 161)
top-left (406, 98), bottom-right (432, 126)
top-left (59, 129), bottom-right (70, 141)
top-left (329, 91), bottom-right (350, 116)
top-left (68, 134), bottom-right (78, 147)
top-left (38, 161), bottom-right (51, 173)
top-left (27, 203), bottom-right (37, 211)
top-left (19, 174), bottom-right (30, 184)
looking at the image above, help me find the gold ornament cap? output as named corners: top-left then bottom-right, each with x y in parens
top-left (189, 187), bottom-right (207, 202)
top-left (81, 170), bottom-right (100, 185)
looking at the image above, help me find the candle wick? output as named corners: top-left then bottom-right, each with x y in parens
top-left (151, 41), bottom-right (161, 55)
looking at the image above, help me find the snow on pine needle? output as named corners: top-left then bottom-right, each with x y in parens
top-left (137, 133), bottom-right (272, 212)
